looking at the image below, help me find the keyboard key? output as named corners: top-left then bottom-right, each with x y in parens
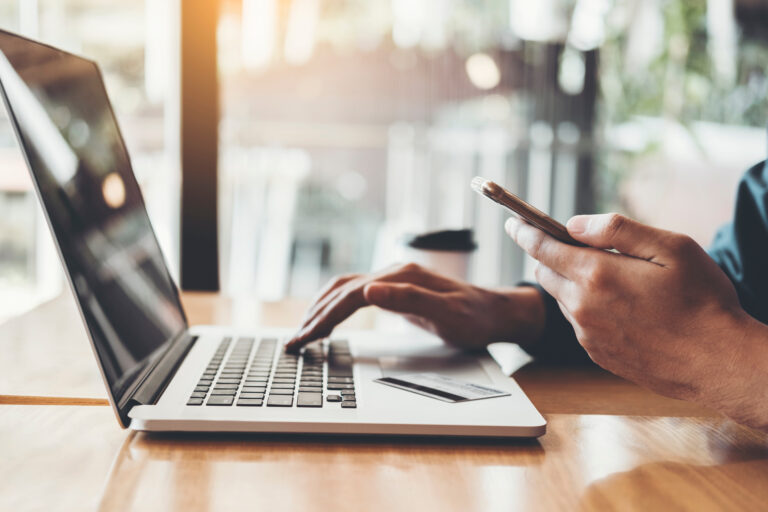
top-left (297, 393), bottom-right (322, 407)
top-left (237, 398), bottom-right (264, 406)
top-left (239, 392), bottom-right (265, 399)
top-left (327, 383), bottom-right (355, 390)
top-left (207, 395), bottom-right (234, 406)
top-left (242, 386), bottom-right (267, 393)
top-left (327, 394), bottom-right (342, 402)
top-left (268, 388), bottom-right (294, 395)
top-left (342, 395), bottom-right (356, 401)
top-left (327, 377), bottom-right (353, 383)
top-left (190, 391), bottom-right (207, 398)
top-left (328, 372), bottom-right (354, 379)
top-left (299, 386), bottom-right (322, 392)
top-left (187, 398), bottom-right (204, 406)
top-left (341, 401), bottom-right (357, 408)
top-left (271, 383), bottom-right (295, 389)
top-left (213, 384), bottom-right (239, 389)
top-left (267, 395), bottom-right (293, 407)
top-left (217, 379), bottom-right (242, 384)
top-left (340, 389), bottom-right (356, 396)
top-left (194, 386), bottom-right (209, 393)
top-left (211, 389), bottom-right (237, 395)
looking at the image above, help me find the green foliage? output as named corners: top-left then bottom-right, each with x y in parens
top-left (600, 0), bottom-right (768, 128)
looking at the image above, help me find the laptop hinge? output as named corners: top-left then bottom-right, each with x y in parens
top-left (129, 333), bottom-right (197, 406)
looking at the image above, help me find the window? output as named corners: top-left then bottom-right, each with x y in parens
top-left (0, 0), bottom-right (179, 321)
top-left (218, 0), bottom-right (768, 299)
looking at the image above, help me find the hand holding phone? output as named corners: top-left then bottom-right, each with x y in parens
top-left (471, 176), bottom-right (584, 246)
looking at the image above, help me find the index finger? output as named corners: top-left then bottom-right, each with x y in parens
top-left (285, 286), bottom-right (367, 352)
top-left (505, 217), bottom-right (593, 280)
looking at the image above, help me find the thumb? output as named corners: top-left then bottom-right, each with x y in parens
top-left (566, 213), bottom-right (672, 262)
top-left (363, 282), bottom-right (446, 318)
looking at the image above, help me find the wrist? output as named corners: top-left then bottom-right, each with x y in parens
top-left (486, 286), bottom-right (546, 347)
top-left (712, 310), bottom-right (768, 431)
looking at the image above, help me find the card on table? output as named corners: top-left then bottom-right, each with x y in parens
top-left (374, 373), bottom-right (510, 403)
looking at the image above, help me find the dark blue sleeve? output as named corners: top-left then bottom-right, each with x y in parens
top-left (516, 282), bottom-right (592, 364)
top-left (708, 160), bottom-right (768, 324)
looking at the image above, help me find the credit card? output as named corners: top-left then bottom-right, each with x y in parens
top-left (374, 373), bottom-right (510, 403)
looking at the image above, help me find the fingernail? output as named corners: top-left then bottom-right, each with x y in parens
top-left (567, 215), bottom-right (589, 234)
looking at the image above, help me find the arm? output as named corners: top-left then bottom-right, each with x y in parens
top-left (286, 263), bottom-right (548, 352)
top-left (506, 211), bottom-right (768, 431)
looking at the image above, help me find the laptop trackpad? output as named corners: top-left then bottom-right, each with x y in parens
top-left (375, 350), bottom-right (493, 385)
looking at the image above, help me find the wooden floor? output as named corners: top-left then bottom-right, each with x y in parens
top-left (2, 292), bottom-right (766, 512)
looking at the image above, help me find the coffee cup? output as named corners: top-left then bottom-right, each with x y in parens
top-left (401, 229), bottom-right (476, 282)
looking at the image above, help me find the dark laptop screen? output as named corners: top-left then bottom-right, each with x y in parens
top-left (0, 31), bottom-right (187, 403)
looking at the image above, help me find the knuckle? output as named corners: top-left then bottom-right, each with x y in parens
top-left (582, 261), bottom-right (607, 289)
top-left (585, 345), bottom-right (607, 366)
top-left (331, 273), bottom-right (357, 286)
top-left (570, 303), bottom-right (587, 324)
top-left (526, 230), bottom-right (546, 259)
top-left (399, 283), bottom-right (418, 300)
top-left (604, 213), bottom-right (627, 239)
top-left (578, 335), bottom-right (595, 353)
top-left (399, 262), bottom-right (423, 274)
top-left (668, 234), bottom-right (698, 254)
top-left (568, 294), bottom-right (592, 326)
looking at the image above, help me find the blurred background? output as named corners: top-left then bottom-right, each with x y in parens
top-left (0, 0), bottom-right (766, 321)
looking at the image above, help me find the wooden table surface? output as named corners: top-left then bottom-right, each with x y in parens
top-left (2, 292), bottom-right (767, 511)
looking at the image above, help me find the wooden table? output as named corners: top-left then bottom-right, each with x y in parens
top-left (2, 292), bottom-right (767, 511)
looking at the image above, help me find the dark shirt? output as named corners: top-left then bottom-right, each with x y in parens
top-left (522, 160), bottom-right (768, 364)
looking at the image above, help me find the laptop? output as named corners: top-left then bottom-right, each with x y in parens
top-left (0, 29), bottom-right (546, 437)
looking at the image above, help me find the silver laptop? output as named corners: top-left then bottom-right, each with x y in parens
top-left (0, 29), bottom-right (545, 437)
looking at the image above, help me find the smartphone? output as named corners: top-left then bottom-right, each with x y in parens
top-left (471, 176), bottom-right (584, 246)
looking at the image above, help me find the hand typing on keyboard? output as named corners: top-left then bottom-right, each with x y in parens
top-left (285, 263), bottom-right (547, 353)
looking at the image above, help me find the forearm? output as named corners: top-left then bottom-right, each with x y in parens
top-left (489, 286), bottom-right (545, 346)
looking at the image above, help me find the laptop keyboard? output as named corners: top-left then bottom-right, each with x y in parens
top-left (186, 337), bottom-right (356, 408)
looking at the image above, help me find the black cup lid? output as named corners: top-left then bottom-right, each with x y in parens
top-left (404, 229), bottom-right (477, 252)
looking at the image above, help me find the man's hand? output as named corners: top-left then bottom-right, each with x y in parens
top-left (286, 263), bottom-right (546, 352)
top-left (506, 213), bottom-right (768, 430)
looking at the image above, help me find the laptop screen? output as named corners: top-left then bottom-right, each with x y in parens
top-left (0, 31), bottom-right (187, 404)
